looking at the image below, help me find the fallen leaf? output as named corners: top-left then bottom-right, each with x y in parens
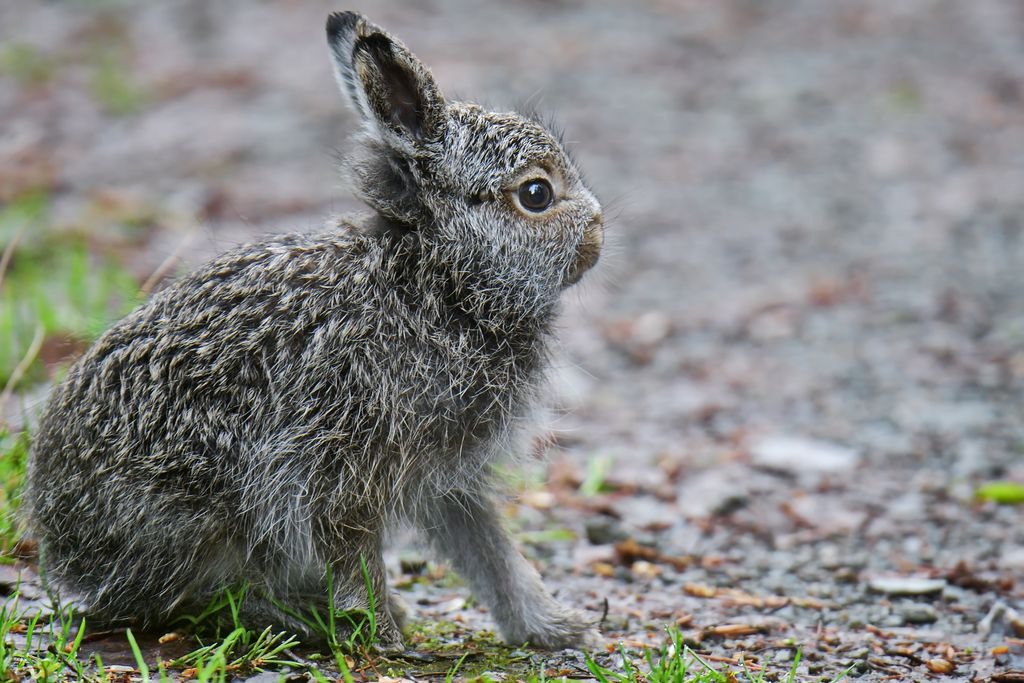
top-left (946, 560), bottom-right (1010, 593)
top-left (704, 623), bottom-right (767, 638)
top-left (685, 582), bottom-right (718, 598)
top-left (616, 638), bottom-right (650, 648)
top-left (718, 588), bottom-right (788, 609)
top-left (660, 554), bottom-right (694, 570)
top-left (631, 561), bottom-right (661, 579)
top-left (865, 624), bottom-right (894, 639)
top-left (614, 538), bottom-right (658, 564)
top-left (791, 596), bottom-right (828, 610)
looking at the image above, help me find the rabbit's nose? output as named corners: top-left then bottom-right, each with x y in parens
top-left (586, 212), bottom-right (605, 250)
top-left (565, 214), bottom-right (603, 286)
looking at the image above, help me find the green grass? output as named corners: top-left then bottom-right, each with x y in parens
top-left (0, 593), bottom-right (305, 682)
top-left (157, 626), bottom-right (299, 681)
top-left (579, 454), bottom-right (614, 496)
top-left (976, 480), bottom-right (1024, 504)
top-left (264, 558), bottom-right (380, 660)
top-left (0, 43), bottom-right (56, 87)
top-left (147, 584), bottom-right (313, 681)
top-left (0, 430), bottom-right (28, 556)
top-left (90, 48), bottom-right (147, 116)
top-left (0, 587), bottom-right (310, 682)
top-left (0, 22), bottom-right (148, 114)
top-left (0, 194), bottom-right (141, 389)
top-left (584, 628), bottom-right (804, 683)
top-left (0, 595), bottom-right (94, 681)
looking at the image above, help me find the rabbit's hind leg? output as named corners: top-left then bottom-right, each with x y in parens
top-left (233, 590), bottom-right (330, 643)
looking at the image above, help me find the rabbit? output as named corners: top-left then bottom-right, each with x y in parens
top-left (22, 11), bottom-right (604, 652)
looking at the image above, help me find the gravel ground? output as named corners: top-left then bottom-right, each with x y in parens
top-left (3, 1), bottom-right (1024, 680)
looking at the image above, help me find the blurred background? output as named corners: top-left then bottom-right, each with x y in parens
top-left (2, 0), bottom-right (1024, 677)
top-left (4, 0), bottom-right (1023, 477)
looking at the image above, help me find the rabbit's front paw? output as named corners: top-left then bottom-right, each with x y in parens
top-left (504, 606), bottom-right (603, 650)
top-left (387, 591), bottom-right (410, 631)
top-left (370, 607), bottom-right (406, 654)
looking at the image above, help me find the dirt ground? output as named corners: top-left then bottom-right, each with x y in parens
top-left (2, 1), bottom-right (1024, 681)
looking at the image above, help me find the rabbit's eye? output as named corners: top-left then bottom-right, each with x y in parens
top-left (517, 179), bottom-right (554, 212)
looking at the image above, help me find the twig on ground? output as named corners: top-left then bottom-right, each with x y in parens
top-left (0, 228), bottom-right (23, 292)
top-left (0, 323), bottom-right (45, 429)
top-left (139, 232), bottom-right (195, 297)
top-left (698, 652), bottom-right (764, 671)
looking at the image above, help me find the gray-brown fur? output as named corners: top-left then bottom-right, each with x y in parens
top-left (23, 11), bottom-right (603, 651)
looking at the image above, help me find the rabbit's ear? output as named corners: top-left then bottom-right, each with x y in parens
top-left (327, 12), bottom-right (445, 146)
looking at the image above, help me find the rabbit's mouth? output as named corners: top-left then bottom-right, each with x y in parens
top-left (565, 214), bottom-right (604, 286)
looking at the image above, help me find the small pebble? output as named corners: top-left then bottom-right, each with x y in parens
top-left (847, 660), bottom-right (870, 676)
top-left (900, 603), bottom-right (939, 625)
top-left (585, 518), bottom-right (629, 545)
top-left (867, 576), bottom-right (946, 595)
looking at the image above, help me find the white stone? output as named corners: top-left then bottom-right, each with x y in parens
top-left (749, 435), bottom-right (860, 473)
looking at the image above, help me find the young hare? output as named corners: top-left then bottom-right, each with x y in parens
top-left (24, 11), bottom-right (603, 651)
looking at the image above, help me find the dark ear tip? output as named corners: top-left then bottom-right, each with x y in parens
top-left (326, 11), bottom-right (363, 42)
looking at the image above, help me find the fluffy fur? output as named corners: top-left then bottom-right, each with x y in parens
top-left (23, 11), bottom-right (604, 651)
